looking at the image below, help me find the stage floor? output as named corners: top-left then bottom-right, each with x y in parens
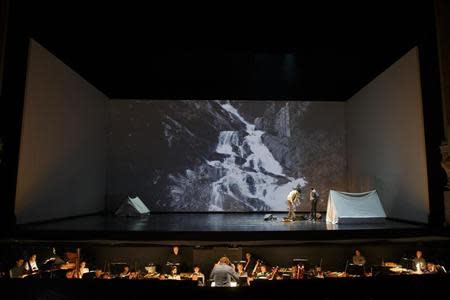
top-left (16, 213), bottom-right (429, 241)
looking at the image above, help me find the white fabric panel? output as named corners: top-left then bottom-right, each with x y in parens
top-left (128, 197), bottom-right (150, 214)
top-left (326, 190), bottom-right (386, 224)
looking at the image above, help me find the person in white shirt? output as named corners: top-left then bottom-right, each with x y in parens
top-left (24, 254), bottom-right (39, 273)
top-left (190, 266), bottom-right (205, 286)
top-left (286, 185), bottom-right (301, 221)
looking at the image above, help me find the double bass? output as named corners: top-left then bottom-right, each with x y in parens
top-left (66, 248), bottom-right (81, 279)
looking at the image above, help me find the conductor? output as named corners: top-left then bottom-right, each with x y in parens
top-left (210, 257), bottom-right (239, 287)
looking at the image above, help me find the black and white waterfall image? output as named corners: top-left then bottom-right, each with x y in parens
top-left (108, 99), bottom-right (346, 212)
top-left (205, 101), bottom-right (306, 211)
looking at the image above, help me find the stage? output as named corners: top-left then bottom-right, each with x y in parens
top-left (15, 213), bottom-right (430, 241)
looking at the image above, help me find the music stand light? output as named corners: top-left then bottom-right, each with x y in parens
top-left (293, 258), bottom-right (309, 270)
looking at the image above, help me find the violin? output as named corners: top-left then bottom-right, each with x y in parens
top-left (251, 260), bottom-right (262, 276)
top-left (268, 266), bottom-right (279, 280)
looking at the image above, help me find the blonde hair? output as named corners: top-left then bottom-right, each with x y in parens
top-left (219, 257), bottom-right (230, 265)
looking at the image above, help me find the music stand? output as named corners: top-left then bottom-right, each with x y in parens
top-left (400, 258), bottom-right (413, 270)
top-left (82, 271), bottom-right (97, 279)
top-left (238, 276), bottom-right (248, 286)
top-left (41, 269), bottom-right (67, 279)
top-left (166, 262), bottom-right (180, 271)
top-left (166, 262), bottom-right (181, 276)
top-left (346, 263), bottom-right (365, 276)
top-left (371, 265), bottom-right (390, 277)
top-left (110, 262), bottom-right (128, 276)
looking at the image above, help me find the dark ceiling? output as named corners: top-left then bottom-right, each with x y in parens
top-left (15, 1), bottom-right (436, 100)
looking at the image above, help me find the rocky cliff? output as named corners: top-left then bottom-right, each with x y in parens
top-left (107, 100), bottom-right (346, 212)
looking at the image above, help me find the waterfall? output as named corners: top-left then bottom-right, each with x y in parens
top-left (206, 101), bottom-right (306, 211)
top-left (216, 131), bottom-right (240, 155)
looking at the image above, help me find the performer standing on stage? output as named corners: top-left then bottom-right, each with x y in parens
top-left (309, 188), bottom-right (319, 221)
top-left (286, 184), bottom-right (302, 221)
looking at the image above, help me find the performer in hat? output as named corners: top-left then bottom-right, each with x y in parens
top-left (285, 184), bottom-right (302, 221)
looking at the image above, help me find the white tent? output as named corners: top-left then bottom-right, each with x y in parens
top-left (114, 196), bottom-right (150, 217)
top-left (326, 190), bottom-right (386, 224)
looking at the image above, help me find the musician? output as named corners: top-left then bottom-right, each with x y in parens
top-left (286, 184), bottom-right (301, 221)
top-left (144, 264), bottom-right (159, 279)
top-left (255, 264), bottom-right (270, 279)
top-left (94, 269), bottom-right (104, 279)
top-left (426, 263), bottom-right (438, 274)
top-left (73, 261), bottom-right (89, 279)
top-left (210, 256), bottom-right (239, 287)
top-left (24, 254), bottom-right (39, 273)
top-left (168, 265), bottom-right (181, 280)
top-left (43, 247), bottom-right (65, 267)
top-left (236, 263), bottom-right (248, 277)
top-left (120, 265), bottom-right (131, 278)
top-left (243, 252), bottom-right (256, 273)
top-left (236, 263), bottom-right (249, 286)
top-left (313, 265), bottom-right (324, 279)
top-left (412, 250), bottom-right (426, 272)
top-left (190, 266), bottom-right (205, 286)
top-left (129, 270), bottom-right (140, 280)
top-left (10, 258), bottom-right (26, 278)
top-left (352, 250), bottom-right (366, 266)
top-left (251, 259), bottom-right (263, 277)
top-left (166, 245), bottom-right (184, 273)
